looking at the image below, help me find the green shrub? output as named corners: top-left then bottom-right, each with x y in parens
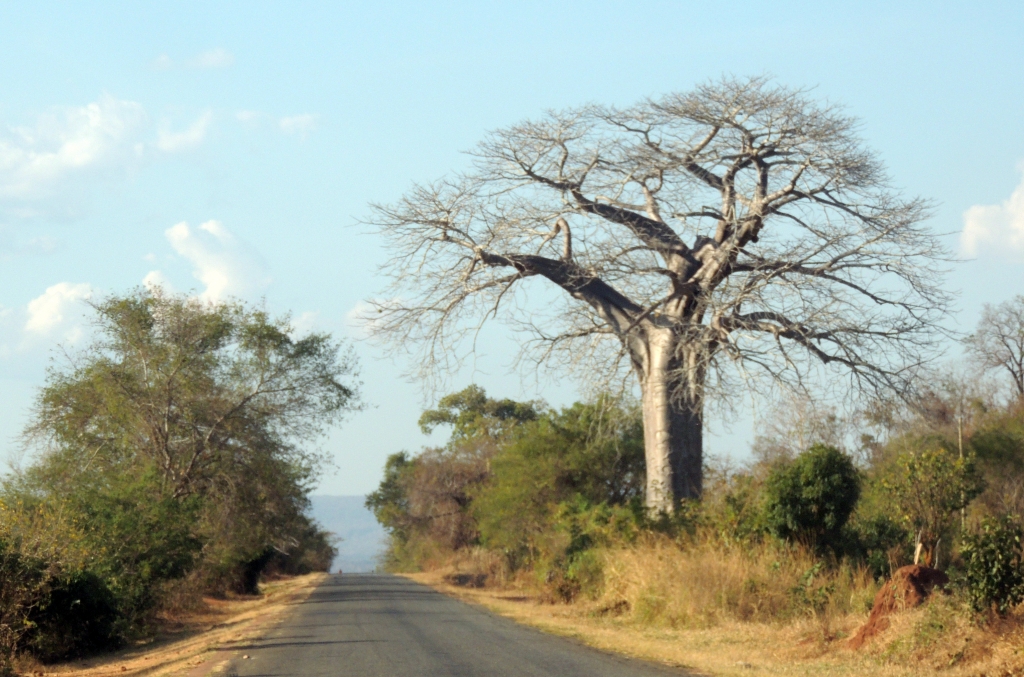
top-left (847, 513), bottom-right (910, 580)
top-left (762, 444), bottom-right (861, 554)
top-left (0, 542), bottom-right (47, 676)
top-left (24, 571), bottom-right (120, 663)
top-left (957, 516), bottom-right (1024, 615)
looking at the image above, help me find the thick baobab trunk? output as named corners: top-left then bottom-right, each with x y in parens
top-left (639, 329), bottom-right (703, 513)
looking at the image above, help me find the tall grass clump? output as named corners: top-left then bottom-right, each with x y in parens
top-left (598, 532), bottom-right (877, 628)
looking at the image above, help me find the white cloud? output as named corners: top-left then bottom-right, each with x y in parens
top-left (279, 114), bottom-right (318, 139)
top-left (0, 96), bottom-right (147, 209)
top-left (142, 269), bottom-right (175, 294)
top-left (291, 311), bottom-right (320, 337)
top-left (189, 48), bottom-right (234, 69)
top-left (24, 282), bottom-right (92, 335)
top-left (164, 220), bottom-right (270, 302)
top-left (961, 168), bottom-right (1024, 259)
top-left (156, 111), bottom-right (213, 153)
top-left (345, 300), bottom-right (382, 339)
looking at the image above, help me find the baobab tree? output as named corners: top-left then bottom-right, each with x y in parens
top-left (365, 77), bottom-right (950, 512)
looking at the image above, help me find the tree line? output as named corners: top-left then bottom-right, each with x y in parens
top-left (367, 295), bottom-right (1024, 613)
top-left (0, 290), bottom-right (360, 674)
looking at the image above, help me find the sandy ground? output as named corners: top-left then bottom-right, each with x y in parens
top-left (403, 571), bottom-right (1011, 677)
top-left (31, 574), bottom-right (326, 677)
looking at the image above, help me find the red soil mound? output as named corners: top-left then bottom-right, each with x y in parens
top-left (848, 565), bottom-right (949, 649)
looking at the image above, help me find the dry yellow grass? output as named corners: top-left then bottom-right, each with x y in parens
top-left (406, 538), bottom-right (1024, 677)
top-left (22, 574), bottom-right (325, 677)
top-left (599, 535), bottom-right (878, 627)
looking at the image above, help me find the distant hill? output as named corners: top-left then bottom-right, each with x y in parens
top-left (308, 495), bottom-right (387, 573)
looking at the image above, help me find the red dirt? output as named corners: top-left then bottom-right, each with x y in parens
top-left (848, 565), bottom-right (949, 649)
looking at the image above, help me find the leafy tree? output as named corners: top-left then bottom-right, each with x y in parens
top-left (9, 289), bottom-right (358, 625)
top-left (418, 384), bottom-right (539, 440)
top-left (365, 452), bottom-right (415, 540)
top-left (881, 443), bottom-right (984, 566)
top-left (368, 387), bottom-right (540, 562)
top-left (762, 444), bottom-right (861, 553)
top-left (472, 398), bottom-right (644, 562)
top-left (24, 289), bottom-right (359, 502)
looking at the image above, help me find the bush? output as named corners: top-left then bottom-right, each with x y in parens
top-left (762, 444), bottom-right (861, 554)
top-left (957, 516), bottom-right (1024, 615)
top-left (24, 571), bottom-right (120, 663)
top-left (847, 513), bottom-right (910, 580)
top-left (0, 542), bottom-right (48, 676)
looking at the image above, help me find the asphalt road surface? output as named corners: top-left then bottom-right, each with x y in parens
top-left (223, 573), bottom-right (691, 677)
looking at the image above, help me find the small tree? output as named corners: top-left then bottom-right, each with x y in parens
top-left (762, 444), bottom-right (861, 553)
top-left (882, 444), bottom-right (984, 566)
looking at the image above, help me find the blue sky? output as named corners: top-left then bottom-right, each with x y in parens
top-left (1, 1), bottom-right (1023, 495)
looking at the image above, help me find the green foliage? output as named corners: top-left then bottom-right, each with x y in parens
top-left (24, 571), bottom-right (120, 663)
top-left (701, 471), bottom-right (766, 543)
top-left (846, 513), bottom-right (910, 580)
top-left (417, 385), bottom-right (539, 440)
top-left (881, 443), bottom-right (984, 561)
top-left (542, 497), bottom-right (641, 602)
top-left (472, 398), bottom-right (644, 564)
top-left (762, 444), bottom-right (861, 553)
top-left (369, 389), bottom-right (645, 583)
top-left (957, 516), bottom-right (1024, 615)
top-left (1, 289), bottom-right (355, 663)
top-left (365, 452), bottom-right (414, 540)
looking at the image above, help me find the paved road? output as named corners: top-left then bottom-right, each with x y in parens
top-left (223, 573), bottom-right (691, 677)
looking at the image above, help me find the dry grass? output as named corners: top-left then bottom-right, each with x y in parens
top-left (406, 537), bottom-right (1024, 677)
top-left (599, 534), bottom-right (878, 629)
top-left (21, 574), bottom-right (325, 677)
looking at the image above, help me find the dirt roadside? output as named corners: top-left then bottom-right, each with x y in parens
top-left (31, 574), bottom-right (326, 677)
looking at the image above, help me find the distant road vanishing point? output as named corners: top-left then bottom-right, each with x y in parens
top-left (222, 574), bottom-right (692, 677)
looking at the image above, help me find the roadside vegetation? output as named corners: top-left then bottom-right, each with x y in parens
top-left (0, 289), bottom-right (359, 676)
top-left (368, 300), bottom-right (1024, 674)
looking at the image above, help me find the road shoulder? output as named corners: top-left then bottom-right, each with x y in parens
top-left (37, 574), bottom-right (326, 677)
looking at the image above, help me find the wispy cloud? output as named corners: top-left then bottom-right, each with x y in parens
top-left (0, 281), bottom-right (92, 373)
top-left (0, 98), bottom-right (216, 220)
top-left (151, 48), bottom-right (234, 71)
top-left (290, 310), bottom-right (320, 337)
top-left (188, 48), bottom-right (234, 69)
top-left (961, 167), bottom-right (1024, 260)
top-left (152, 54), bottom-right (174, 71)
top-left (160, 220), bottom-right (270, 302)
top-left (345, 300), bottom-right (386, 339)
top-left (0, 96), bottom-right (147, 214)
top-left (156, 111), bottom-right (213, 153)
top-left (235, 110), bottom-right (263, 126)
top-left (279, 114), bottom-right (318, 139)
